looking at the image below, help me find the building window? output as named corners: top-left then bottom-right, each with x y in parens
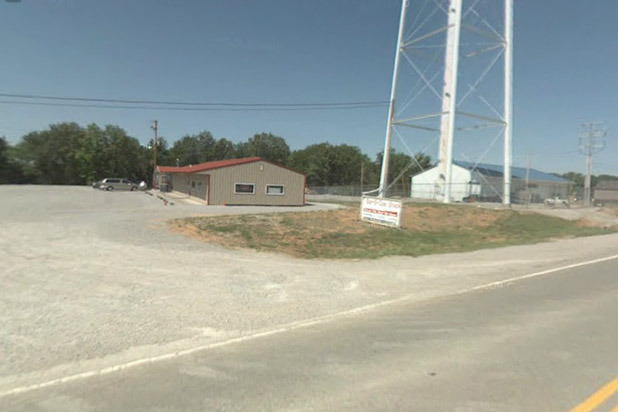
top-left (266, 184), bottom-right (285, 195)
top-left (234, 183), bottom-right (255, 194)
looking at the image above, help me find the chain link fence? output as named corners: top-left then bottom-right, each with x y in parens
top-left (307, 182), bottom-right (408, 198)
top-left (307, 179), bottom-right (572, 205)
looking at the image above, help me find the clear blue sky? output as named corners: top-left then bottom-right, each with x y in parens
top-left (0, 0), bottom-right (616, 175)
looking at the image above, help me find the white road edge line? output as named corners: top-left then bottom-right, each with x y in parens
top-left (2, 254), bottom-right (617, 399)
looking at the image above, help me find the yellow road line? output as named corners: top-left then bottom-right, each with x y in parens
top-left (609, 404), bottom-right (618, 412)
top-left (569, 378), bottom-right (618, 412)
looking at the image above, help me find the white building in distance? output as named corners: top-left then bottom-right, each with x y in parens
top-left (411, 161), bottom-right (572, 203)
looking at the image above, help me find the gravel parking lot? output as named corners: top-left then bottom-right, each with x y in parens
top-left (2, 185), bottom-right (617, 395)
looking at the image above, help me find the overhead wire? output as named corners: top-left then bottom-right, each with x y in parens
top-left (0, 92), bottom-right (388, 109)
top-left (0, 99), bottom-right (388, 112)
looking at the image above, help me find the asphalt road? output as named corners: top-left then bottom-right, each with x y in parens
top-left (2, 256), bottom-right (616, 411)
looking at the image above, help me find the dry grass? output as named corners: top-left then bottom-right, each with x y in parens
top-left (171, 203), bottom-right (613, 259)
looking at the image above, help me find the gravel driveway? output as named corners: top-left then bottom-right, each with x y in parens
top-left (2, 185), bottom-right (617, 394)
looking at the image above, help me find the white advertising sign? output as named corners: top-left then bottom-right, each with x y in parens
top-left (360, 196), bottom-right (403, 228)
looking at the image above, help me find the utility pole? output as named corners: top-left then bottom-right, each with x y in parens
top-left (525, 152), bottom-right (530, 190)
top-left (579, 122), bottom-right (607, 206)
top-left (360, 161), bottom-right (365, 195)
top-left (151, 120), bottom-right (158, 188)
top-left (525, 152), bottom-right (531, 204)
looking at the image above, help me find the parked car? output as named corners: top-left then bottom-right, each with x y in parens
top-left (544, 197), bottom-right (569, 208)
top-left (98, 178), bottom-right (138, 191)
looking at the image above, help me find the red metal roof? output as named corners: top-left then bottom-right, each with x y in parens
top-left (157, 157), bottom-right (303, 175)
top-left (157, 165), bottom-right (185, 173)
top-left (157, 157), bottom-right (261, 173)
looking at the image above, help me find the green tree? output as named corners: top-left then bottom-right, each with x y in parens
top-left (78, 124), bottom-right (109, 183)
top-left (239, 133), bottom-right (290, 165)
top-left (212, 138), bottom-right (236, 160)
top-left (557, 172), bottom-right (585, 188)
top-left (555, 172), bottom-right (618, 198)
top-left (596, 174), bottom-right (618, 182)
top-left (0, 137), bottom-right (37, 183)
top-left (2, 139), bottom-right (37, 183)
top-left (18, 123), bottom-right (86, 184)
top-left (289, 143), bottom-right (332, 186)
top-left (289, 143), bottom-right (373, 187)
top-left (104, 125), bottom-right (148, 181)
top-left (13, 123), bottom-right (149, 185)
top-left (376, 149), bottom-right (432, 188)
top-left (168, 131), bottom-right (216, 166)
top-left (0, 137), bottom-right (10, 183)
top-left (329, 144), bottom-right (374, 186)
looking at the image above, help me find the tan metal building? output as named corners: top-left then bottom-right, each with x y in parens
top-left (155, 157), bottom-right (305, 206)
top-left (594, 180), bottom-right (618, 203)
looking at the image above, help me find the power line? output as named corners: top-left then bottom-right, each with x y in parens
top-left (514, 150), bottom-right (578, 158)
top-left (0, 92), bottom-right (389, 108)
top-left (0, 99), bottom-right (386, 112)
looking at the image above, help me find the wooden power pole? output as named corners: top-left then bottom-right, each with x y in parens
top-left (151, 120), bottom-right (158, 187)
top-left (360, 161), bottom-right (365, 195)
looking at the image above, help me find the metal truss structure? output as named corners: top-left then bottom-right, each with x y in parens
top-left (579, 122), bottom-right (607, 206)
top-left (378, 0), bottom-right (513, 204)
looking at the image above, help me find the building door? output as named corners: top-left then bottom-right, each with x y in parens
top-left (190, 175), bottom-right (209, 201)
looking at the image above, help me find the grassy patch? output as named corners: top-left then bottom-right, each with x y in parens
top-left (171, 204), bottom-right (613, 259)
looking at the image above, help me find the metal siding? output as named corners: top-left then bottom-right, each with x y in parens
top-left (594, 190), bottom-right (618, 202)
top-left (168, 173), bottom-right (208, 200)
top-left (411, 165), bottom-right (473, 201)
top-left (198, 161), bottom-right (304, 205)
top-left (411, 164), bottom-right (573, 204)
top-left (410, 167), bottom-right (440, 200)
top-left (188, 175), bottom-right (208, 200)
top-left (454, 161), bottom-right (571, 184)
top-left (596, 181), bottom-right (618, 190)
top-left (171, 173), bottom-right (190, 195)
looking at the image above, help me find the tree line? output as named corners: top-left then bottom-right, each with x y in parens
top-left (0, 122), bottom-right (431, 188)
top-left (554, 172), bottom-right (618, 196)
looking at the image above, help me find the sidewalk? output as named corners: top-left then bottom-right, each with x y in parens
top-left (151, 189), bottom-right (209, 206)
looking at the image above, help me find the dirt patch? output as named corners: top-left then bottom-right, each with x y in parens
top-left (522, 206), bottom-right (618, 228)
top-left (401, 205), bottom-right (506, 231)
top-left (602, 206), bottom-right (618, 217)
